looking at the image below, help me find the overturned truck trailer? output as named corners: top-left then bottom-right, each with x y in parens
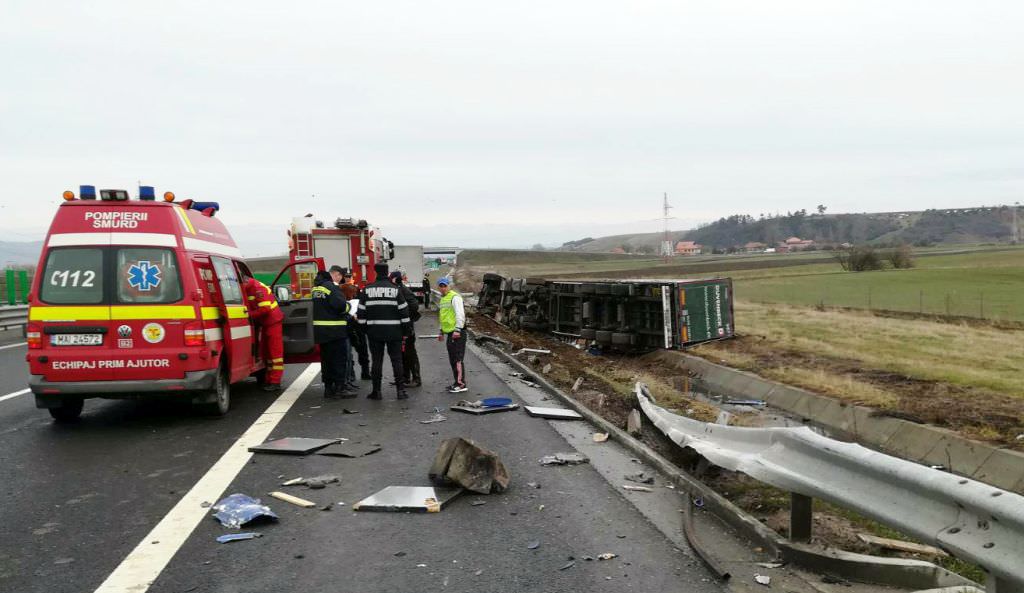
top-left (477, 275), bottom-right (734, 350)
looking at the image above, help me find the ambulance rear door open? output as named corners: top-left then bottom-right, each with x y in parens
top-left (271, 258), bottom-right (323, 364)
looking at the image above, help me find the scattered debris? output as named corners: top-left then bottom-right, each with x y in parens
top-left (342, 408), bottom-right (359, 415)
top-left (429, 437), bottom-right (510, 494)
top-left (450, 399), bottom-right (518, 415)
top-left (248, 437), bottom-right (340, 455)
top-left (539, 452), bottom-right (589, 466)
top-left (269, 491), bottom-right (317, 508)
top-left (582, 555), bottom-right (594, 561)
top-left (597, 553), bottom-right (617, 561)
top-left (715, 410), bottom-right (733, 426)
top-left (211, 494), bottom-right (279, 528)
top-left (281, 477), bottom-right (306, 487)
top-left (571, 377), bottom-right (584, 392)
top-left (520, 379), bottom-right (541, 389)
top-left (538, 504), bottom-right (545, 511)
top-left (419, 413), bottom-right (448, 424)
top-left (394, 551), bottom-right (407, 557)
top-left (626, 410), bottom-right (642, 436)
top-left (514, 348), bottom-right (551, 356)
top-left (474, 569), bottom-right (483, 576)
top-left (320, 504), bottom-right (332, 511)
top-left (754, 574), bottom-right (771, 586)
top-left (281, 475), bottom-right (340, 489)
top-left (527, 541), bottom-right (541, 549)
top-left (317, 443), bottom-right (382, 458)
top-left (509, 372), bottom-right (525, 378)
top-left (199, 501), bottom-right (211, 508)
top-left (541, 363), bottom-right (552, 374)
top-left (622, 484), bottom-right (652, 493)
top-left (725, 399), bottom-right (767, 407)
top-left (470, 500), bottom-right (487, 506)
top-left (856, 533), bottom-right (948, 557)
top-left (624, 472), bottom-right (654, 484)
top-left (524, 406), bottom-right (583, 420)
top-left (216, 532), bottom-right (262, 544)
top-left (353, 486), bottom-right (463, 513)
top-left (592, 433), bottom-right (609, 443)
top-left (526, 482), bottom-right (541, 489)
top-left (757, 562), bottom-right (785, 569)
top-left (559, 561), bottom-right (575, 570)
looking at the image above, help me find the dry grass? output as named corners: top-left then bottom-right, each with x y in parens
top-left (692, 301), bottom-right (1024, 443)
top-left (701, 301), bottom-right (1024, 398)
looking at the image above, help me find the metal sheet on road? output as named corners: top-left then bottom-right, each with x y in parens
top-left (146, 315), bottom-right (721, 593)
top-left (0, 364), bottom-right (313, 593)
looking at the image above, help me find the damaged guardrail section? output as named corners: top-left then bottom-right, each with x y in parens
top-left (636, 383), bottom-right (1024, 591)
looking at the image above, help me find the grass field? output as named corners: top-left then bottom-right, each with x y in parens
top-left (692, 301), bottom-right (1024, 443)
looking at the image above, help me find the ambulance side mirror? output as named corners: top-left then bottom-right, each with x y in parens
top-left (274, 285), bottom-right (292, 304)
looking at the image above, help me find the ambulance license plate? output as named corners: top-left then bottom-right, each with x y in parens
top-left (51, 334), bottom-right (103, 346)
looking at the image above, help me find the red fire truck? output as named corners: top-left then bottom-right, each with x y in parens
top-left (287, 216), bottom-right (394, 293)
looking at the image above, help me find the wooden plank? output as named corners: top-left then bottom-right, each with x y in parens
top-left (269, 491), bottom-right (317, 508)
top-left (857, 533), bottom-right (948, 557)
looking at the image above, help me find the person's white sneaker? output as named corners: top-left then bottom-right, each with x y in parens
top-left (448, 384), bottom-right (468, 393)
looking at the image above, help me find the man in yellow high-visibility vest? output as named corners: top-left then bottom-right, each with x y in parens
top-left (436, 277), bottom-right (467, 393)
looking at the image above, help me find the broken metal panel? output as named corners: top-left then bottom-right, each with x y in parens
top-left (450, 403), bottom-right (518, 415)
top-left (524, 406), bottom-right (583, 420)
top-left (353, 486), bottom-right (463, 513)
top-left (317, 443), bottom-right (381, 458)
top-left (248, 437), bottom-right (339, 455)
top-left (476, 274), bottom-right (734, 351)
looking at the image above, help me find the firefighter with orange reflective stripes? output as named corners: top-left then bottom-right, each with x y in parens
top-left (242, 277), bottom-right (285, 392)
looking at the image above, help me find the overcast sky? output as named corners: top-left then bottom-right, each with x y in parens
top-left (2, 1), bottom-right (1022, 255)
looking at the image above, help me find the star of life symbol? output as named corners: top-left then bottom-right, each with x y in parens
top-left (128, 261), bottom-right (161, 291)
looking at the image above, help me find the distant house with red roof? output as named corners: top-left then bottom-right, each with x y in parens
top-left (674, 240), bottom-right (702, 256)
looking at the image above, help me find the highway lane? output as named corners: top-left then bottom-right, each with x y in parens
top-left (0, 317), bottom-right (718, 592)
top-left (0, 338), bottom-right (310, 592)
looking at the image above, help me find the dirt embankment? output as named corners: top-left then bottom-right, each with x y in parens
top-left (467, 313), bottom-right (983, 582)
top-left (693, 334), bottom-right (1024, 448)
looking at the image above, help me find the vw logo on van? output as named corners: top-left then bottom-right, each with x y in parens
top-left (117, 325), bottom-right (132, 338)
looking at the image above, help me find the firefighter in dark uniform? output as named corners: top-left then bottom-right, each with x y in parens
top-left (389, 271), bottom-right (422, 387)
top-left (312, 270), bottom-right (351, 398)
top-left (357, 262), bottom-right (412, 400)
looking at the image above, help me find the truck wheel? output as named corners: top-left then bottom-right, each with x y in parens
top-left (48, 398), bottom-right (84, 423)
top-left (199, 367), bottom-right (231, 416)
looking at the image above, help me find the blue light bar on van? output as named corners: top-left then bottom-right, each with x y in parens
top-left (139, 186), bottom-right (155, 201)
top-left (80, 185), bottom-right (97, 200)
top-left (190, 201), bottom-right (220, 212)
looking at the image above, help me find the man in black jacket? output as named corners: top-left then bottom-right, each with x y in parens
top-left (312, 270), bottom-right (351, 398)
top-left (389, 271), bottom-right (422, 387)
top-left (357, 263), bottom-right (412, 400)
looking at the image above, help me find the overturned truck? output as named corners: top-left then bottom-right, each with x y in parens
top-left (477, 275), bottom-right (734, 351)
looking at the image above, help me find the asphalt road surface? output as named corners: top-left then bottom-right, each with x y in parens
top-left (0, 317), bottom-right (720, 593)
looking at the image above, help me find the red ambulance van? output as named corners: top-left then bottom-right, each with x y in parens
top-left (26, 185), bottom-right (323, 421)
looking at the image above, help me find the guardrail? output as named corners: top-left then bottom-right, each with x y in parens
top-left (0, 305), bottom-right (29, 332)
top-left (637, 383), bottom-right (1024, 592)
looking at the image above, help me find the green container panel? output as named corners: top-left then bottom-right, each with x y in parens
top-left (678, 279), bottom-right (734, 345)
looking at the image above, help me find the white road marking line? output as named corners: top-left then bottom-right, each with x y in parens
top-left (92, 364), bottom-right (321, 593)
top-left (0, 389), bottom-right (29, 403)
top-left (0, 342), bottom-right (27, 351)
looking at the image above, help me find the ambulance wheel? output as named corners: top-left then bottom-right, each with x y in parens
top-left (49, 398), bottom-right (84, 423)
top-left (200, 368), bottom-right (231, 416)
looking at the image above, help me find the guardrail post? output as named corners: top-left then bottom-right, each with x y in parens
top-left (5, 270), bottom-right (14, 306)
top-left (790, 492), bottom-right (813, 542)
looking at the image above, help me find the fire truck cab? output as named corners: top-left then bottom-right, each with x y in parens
top-left (26, 185), bottom-right (324, 421)
top-left (288, 216), bottom-right (393, 291)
